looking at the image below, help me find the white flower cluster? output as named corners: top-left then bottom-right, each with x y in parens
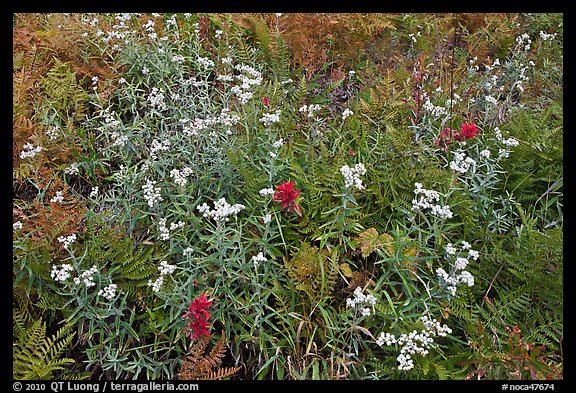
top-left (479, 149), bottom-right (491, 159)
top-left (148, 138), bottom-right (170, 160)
top-left (158, 260), bottom-right (177, 275)
top-left (20, 143), bottom-right (43, 159)
top-left (101, 107), bottom-right (122, 129)
top-left (73, 265), bottom-right (99, 288)
top-left (197, 56), bottom-right (215, 70)
top-left (58, 233), bottom-right (77, 249)
top-left (259, 109), bottom-right (282, 127)
top-left (13, 221), bottom-right (23, 231)
top-left (411, 183), bottom-right (453, 219)
top-left (299, 104), bottom-right (322, 118)
top-left (272, 138), bottom-right (284, 148)
top-left (436, 241), bottom-right (479, 297)
top-left (423, 97), bottom-right (448, 117)
top-left (485, 95), bottom-right (498, 105)
top-left (262, 213), bottom-right (272, 224)
top-left (340, 163), bottom-right (367, 190)
top-left (259, 188), bottom-right (275, 196)
top-left (449, 151), bottom-right (476, 174)
top-left (50, 263), bottom-right (74, 282)
top-left (172, 54), bottom-right (185, 63)
top-left (157, 217), bottom-right (185, 241)
top-left (197, 198), bottom-right (246, 222)
top-left (346, 287), bottom-right (377, 317)
top-left (494, 128), bottom-right (519, 148)
top-left (46, 125), bottom-right (60, 141)
top-left (64, 163), bottom-right (80, 175)
top-left (539, 30), bottom-right (557, 41)
top-left (341, 108), bottom-right (354, 121)
top-left (170, 167), bottom-right (193, 187)
top-left (231, 63), bottom-right (263, 104)
top-left (111, 131), bottom-right (129, 148)
top-left (89, 187), bottom-right (99, 198)
top-left (180, 108), bottom-right (240, 137)
top-left (148, 260), bottom-right (177, 292)
top-left (98, 283), bottom-right (118, 300)
top-left (515, 32), bottom-right (532, 51)
top-left (251, 252), bottom-right (268, 266)
top-left (147, 87), bottom-right (167, 111)
top-left (50, 191), bottom-right (65, 204)
top-left (142, 179), bottom-right (163, 208)
top-left (376, 315), bottom-right (452, 371)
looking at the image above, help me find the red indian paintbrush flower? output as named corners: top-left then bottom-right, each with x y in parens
top-left (183, 293), bottom-right (213, 341)
top-left (458, 122), bottom-right (478, 140)
top-left (273, 180), bottom-right (302, 215)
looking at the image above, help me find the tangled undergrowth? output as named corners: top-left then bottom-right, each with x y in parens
top-left (13, 13), bottom-right (562, 380)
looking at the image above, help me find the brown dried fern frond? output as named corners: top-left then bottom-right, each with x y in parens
top-left (178, 331), bottom-right (240, 380)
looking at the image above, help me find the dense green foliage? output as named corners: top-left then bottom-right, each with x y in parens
top-left (13, 13), bottom-right (562, 380)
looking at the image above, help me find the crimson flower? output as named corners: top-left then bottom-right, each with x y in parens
top-left (183, 293), bottom-right (213, 341)
top-left (434, 127), bottom-right (455, 149)
top-left (262, 95), bottom-right (270, 107)
top-left (273, 180), bottom-right (302, 215)
top-left (458, 122), bottom-right (478, 140)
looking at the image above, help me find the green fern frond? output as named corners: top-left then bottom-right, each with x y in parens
top-left (13, 312), bottom-right (75, 380)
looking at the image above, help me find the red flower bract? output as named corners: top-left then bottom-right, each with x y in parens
top-left (183, 293), bottom-right (213, 341)
top-left (459, 122), bottom-right (478, 140)
top-left (273, 180), bottom-right (302, 215)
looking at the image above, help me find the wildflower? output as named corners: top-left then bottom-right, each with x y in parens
top-left (485, 95), bottom-right (498, 105)
top-left (262, 95), bottom-right (270, 107)
top-left (147, 87), bottom-right (167, 111)
top-left (262, 213), bottom-right (272, 224)
top-left (183, 293), bottom-right (213, 341)
top-left (340, 163), bottom-right (366, 190)
top-left (450, 152), bottom-right (476, 174)
top-left (434, 127), bottom-right (455, 149)
top-left (377, 315), bottom-right (451, 371)
top-left (89, 187), bottom-right (99, 198)
top-left (273, 181), bottom-right (302, 215)
top-left (73, 265), bottom-right (98, 288)
top-left (58, 233), bottom-right (77, 249)
top-left (251, 252), bottom-right (268, 266)
top-left (259, 188), bottom-right (275, 196)
top-left (13, 221), bottom-right (23, 231)
top-left (299, 104), bottom-right (322, 118)
top-left (456, 122), bottom-right (478, 141)
top-left (197, 198), bottom-right (246, 223)
top-left (445, 244), bottom-right (457, 255)
top-left (19, 143), bottom-right (43, 160)
top-left (148, 276), bottom-right (164, 292)
top-left (259, 109), bottom-right (282, 126)
top-left (64, 163), bottom-right (80, 175)
top-left (50, 191), bottom-right (65, 204)
top-left (46, 125), bottom-right (60, 141)
top-left (98, 283), bottom-right (118, 300)
top-left (142, 179), bottom-right (163, 208)
top-left (272, 138), bottom-right (284, 148)
top-left (346, 287), bottom-right (377, 316)
top-left (158, 260), bottom-right (177, 275)
top-left (411, 183), bottom-right (453, 219)
top-left (342, 108), bottom-right (354, 121)
top-left (468, 249), bottom-right (480, 260)
top-left (50, 264), bottom-right (74, 282)
top-left (170, 167), bottom-right (193, 187)
top-left (197, 56), bottom-right (215, 69)
top-left (479, 149), bottom-right (491, 159)
top-left (454, 257), bottom-right (469, 270)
